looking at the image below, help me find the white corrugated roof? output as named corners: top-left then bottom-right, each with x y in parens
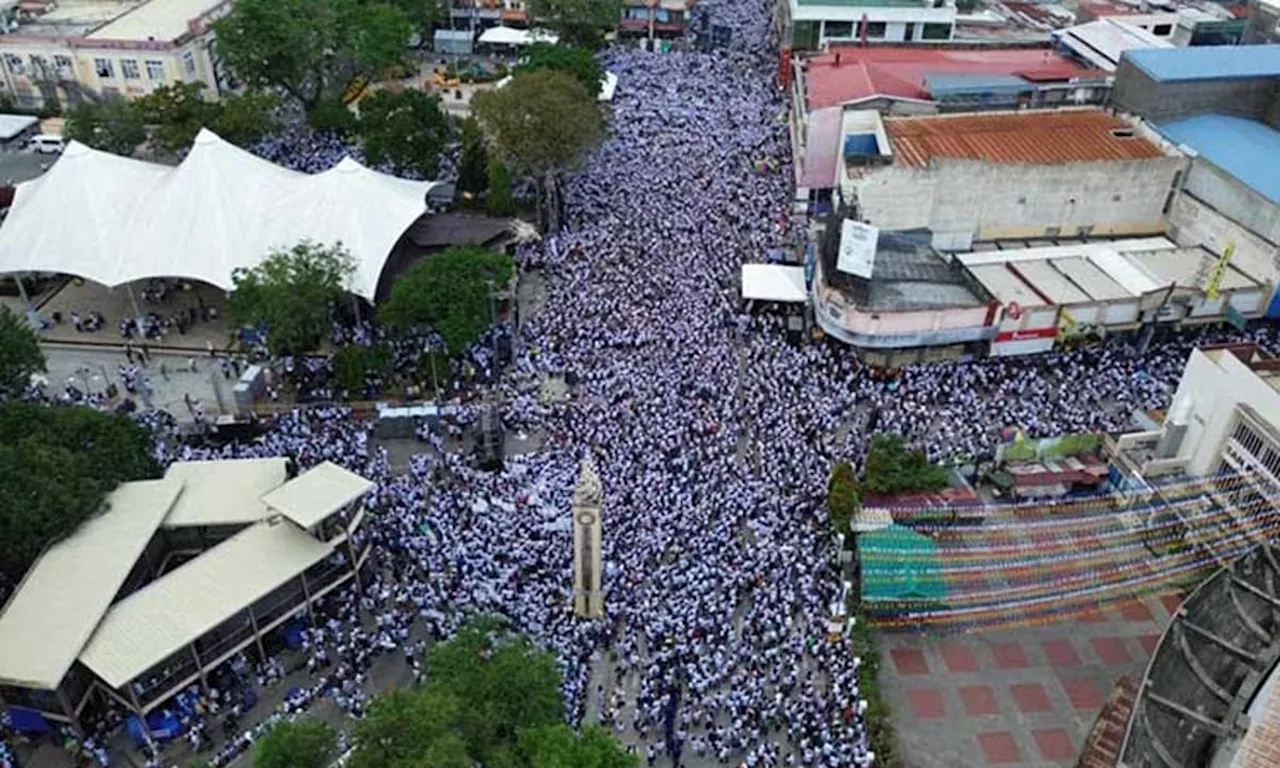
top-left (78, 520), bottom-right (333, 688)
top-left (260, 462), bottom-right (374, 531)
top-left (741, 264), bottom-right (807, 303)
top-left (968, 264), bottom-right (1046, 307)
top-left (87, 0), bottom-right (223, 42)
top-left (0, 479), bottom-right (181, 689)
top-left (162, 458), bottom-right (288, 528)
top-left (955, 238), bottom-right (1176, 267)
top-left (1012, 260), bottom-right (1091, 304)
top-left (1089, 248), bottom-right (1164, 295)
top-left (1051, 256), bottom-right (1134, 300)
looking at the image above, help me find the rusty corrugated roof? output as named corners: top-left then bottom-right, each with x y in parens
top-left (885, 110), bottom-right (1166, 167)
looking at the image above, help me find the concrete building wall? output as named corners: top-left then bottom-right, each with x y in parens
top-left (1166, 192), bottom-right (1279, 286)
top-left (1180, 159), bottom-right (1280, 245)
top-left (1244, 0), bottom-right (1280, 44)
top-left (1169, 349), bottom-right (1280, 476)
top-left (1111, 59), bottom-right (1280, 124)
top-left (846, 156), bottom-right (1185, 251)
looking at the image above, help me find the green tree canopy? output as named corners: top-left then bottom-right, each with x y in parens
top-left (0, 305), bottom-right (44, 400)
top-left (863, 433), bottom-right (950, 496)
top-left (517, 724), bottom-right (639, 768)
top-left (228, 241), bottom-right (356, 355)
top-left (472, 70), bottom-right (604, 178)
top-left (213, 91), bottom-right (283, 147)
top-left (332, 343), bottom-right (393, 395)
top-left (527, 0), bottom-right (623, 49)
top-left (378, 247), bottom-right (515, 355)
top-left (386, 0), bottom-right (448, 37)
top-left (134, 82), bottom-right (221, 155)
top-left (0, 402), bottom-right (159, 581)
top-left (213, 0), bottom-right (413, 113)
top-left (356, 89), bottom-right (452, 177)
top-left (486, 157), bottom-right (515, 216)
top-left (349, 617), bottom-right (604, 768)
top-left (253, 717), bottom-right (337, 768)
top-left (515, 43), bottom-right (604, 97)
top-left (64, 96), bottom-right (146, 156)
top-left (457, 115), bottom-right (489, 198)
top-left (827, 461), bottom-right (860, 538)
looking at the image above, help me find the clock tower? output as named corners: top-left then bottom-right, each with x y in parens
top-left (572, 458), bottom-right (604, 618)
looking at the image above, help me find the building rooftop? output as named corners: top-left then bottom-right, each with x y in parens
top-left (260, 460), bottom-right (374, 530)
top-left (85, 0), bottom-right (223, 41)
top-left (1054, 18), bottom-right (1174, 72)
top-left (4, 0), bottom-right (146, 37)
top-left (0, 479), bottom-right (181, 690)
top-left (1010, 259), bottom-right (1091, 303)
top-left (1156, 114), bottom-right (1280, 204)
top-left (883, 109), bottom-right (1166, 167)
top-left (78, 518), bottom-right (333, 689)
top-left (1122, 44), bottom-right (1280, 82)
top-left (801, 45), bottom-right (1097, 110)
top-left (161, 458), bottom-right (288, 528)
top-left (968, 263), bottom-right (1046, 307)
top-left (822, 228), bottom-right (987, 311)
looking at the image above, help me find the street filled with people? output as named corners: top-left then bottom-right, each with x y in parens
top-left (8, 0), bottom-right (1280, 767)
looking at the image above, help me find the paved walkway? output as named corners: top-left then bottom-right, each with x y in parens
top-left (876, 591), bottom-right (1183, 767)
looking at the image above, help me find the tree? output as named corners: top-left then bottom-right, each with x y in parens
top-left (527, 0), bottom-right (623, 49)
top-left (457, 115), bottom-right (489, 198)
top-left (0, 402), bottom-right (160, 581)
top-left (64, 96), bottom-right (146, 156)
top-left (332, 343), bottom-right (393, 395)
top-left (134, 82), bottom-right (221, 155)
top-left (228, 241), bottom-right (356, 356)
top-left (212, 0), bottom-right (413, 113)
top-left (213, 91), bottom-right (282, 147)
top-left (486, 158), bottom-right (515, 216)
top-left (378, 247), bottom-right (514, 355)
top-left (350, 617), bottom-right (631, 768)
top-left (862, 433), bottom-right (950, 495)
top-left (356, 89), bottom-right (452, 177)
top-left (0, 305), bottom-right (44, 400)
top-left (827, 461), bottom-right (860, 538)
top-left (254, 717), bottom-right (337, 768)
top-left (515, 43), bottom-right (603, 98)
top-left (472, 70), bottom-right (604, 230)
top-left (387, 0), bottom-right (448, 38)
top-left (350, 688), bottom-right (469, 768)
top-left (517, 725), bottom-right (639, 768)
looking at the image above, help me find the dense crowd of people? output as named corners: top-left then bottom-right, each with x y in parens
top-left (10, 1), bottom-right (1280, 767)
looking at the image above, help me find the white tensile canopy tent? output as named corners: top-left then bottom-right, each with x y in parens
top-left (0, 129), bottom-right (439, 300)
top-left (477, 26), bottom-right (559, 46)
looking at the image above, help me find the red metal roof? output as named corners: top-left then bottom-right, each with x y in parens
top-left (885, 109), bottom-right (1167, 167)
top-left (802, 46), bottom-right (1099, 111)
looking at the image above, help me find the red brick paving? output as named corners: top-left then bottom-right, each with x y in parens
top-left (959, 685), bottom-right (1000, 716)
top-left (1138, 634), bottom-right (1161, 655)
top-left (977, 731), bottom-right (1023, 764)
top-left (990, 641), bottom-right (1030, 670)
top-left (1032, 728), bottom-right (1077, 760)
top-left (1010, 682), bottom-right (1053, 713)
top-left (1120, 600), bottom-right (1155, 622)
top-left (941, 642), bottom-right (980, 673)
top-left (1042, 639), bottom-right (1082, 668)
top-left (906, 688), bottom-right (946, 719)
top-left (891, 647), bottom-right (930, 675)
top-left (1078, 606), bottom-right (1108, 623)
top-left (1061, 678), bottom-right (1105, 710)
top-left (1160, 592), bottom-right (1184, 616)
top-left (1090, 636), bottom-right (1133, 665)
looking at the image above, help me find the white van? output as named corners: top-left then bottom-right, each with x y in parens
top-left (30, 135), bottom-right (64, 154)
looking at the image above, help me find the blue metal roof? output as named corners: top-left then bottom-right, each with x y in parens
top-left (1156, 115), bottom-right (1280, 204)
top-left (1124, 45), bottom-right (1280, 83)
top-left (923, 73), bottom-right (1032, 98)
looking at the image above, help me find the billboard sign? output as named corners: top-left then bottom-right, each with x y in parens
top-left (836, 220), bottom-right (878, 279)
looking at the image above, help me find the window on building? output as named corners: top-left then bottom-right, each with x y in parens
top-left (122, 59), bottom-right (140, 80)
top-left (1152, 23), bottom-right (1172, 36)
top-left (824, 20), bottom-right (854, 38)
top-left (4, 55), bottom-right (22, 75)
top-left (94, 58), bottom-right (113, 78)
top-left (145, 59), bottom-right (165, 82)
top-left (792, 20), bottom-right (821, 50)
top-left (53, 54), bottom-right (72, 78)
top-left (862, 21), bottom-right (887, 38)
top-left (182, 51), bottom-right (196, 77)
top-left (28, 56), bottom-right (47, 79)
top-left (920, 23), bottom-right (951, 40)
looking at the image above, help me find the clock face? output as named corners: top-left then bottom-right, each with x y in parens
top-left (577, 511), bottom-right (597, 526)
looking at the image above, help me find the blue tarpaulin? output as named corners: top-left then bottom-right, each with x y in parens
top-left (843, 133), bottom-right (878, 157)
top-left (6, 707), bottom-right (50, 733)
